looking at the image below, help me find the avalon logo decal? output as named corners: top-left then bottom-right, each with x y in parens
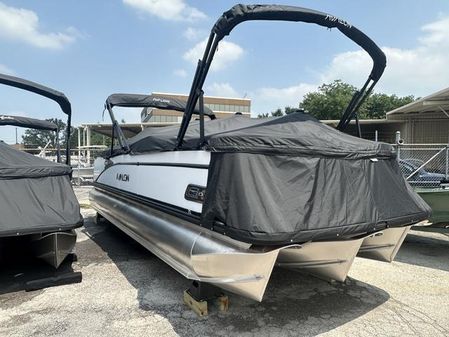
top-left (116, 173), bottom-right (130, 182)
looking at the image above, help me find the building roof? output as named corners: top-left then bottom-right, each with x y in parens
top-left (322, 118), bottom-right (404, 127)
top-left (387, 87), bottom-right (449, 116)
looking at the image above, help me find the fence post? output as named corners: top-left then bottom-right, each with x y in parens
top-left (446, 144), bottom-right (449, 180)
top-left (395, 131), bottom-right (401, 162)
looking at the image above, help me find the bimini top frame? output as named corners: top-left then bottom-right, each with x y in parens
top-left (104, 93), bottom-right (216, 155)
top-left (176, 4), bottom-right (387, 147)
top-left (0, 73), bottom-right (72, 165)
top-left (0, 115), bottom-right (58, 131)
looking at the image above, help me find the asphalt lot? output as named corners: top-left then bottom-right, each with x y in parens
top-left (1, 186), bottom-right (449, 337)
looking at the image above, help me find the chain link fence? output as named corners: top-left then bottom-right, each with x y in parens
top-left (395, 143), bottom-right (449, 189)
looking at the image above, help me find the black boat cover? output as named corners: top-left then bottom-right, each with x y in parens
top-left (114, 113), bottom-right (431, 244)
top-left (106, 93), bottom-right (215, 118)
top-left (0, 141), bottom-right (82, 237)
top-left (0, 74), bottom-right (71, 116)
top-left (213, 4), bottom-right (386, 81)
top-left (0, 115), bottom-right (58, 131)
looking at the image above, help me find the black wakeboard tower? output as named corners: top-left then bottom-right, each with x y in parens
top-left (0, 73), bottom-right (73, 165)
top-left (176, 4), bottom-right (386, 148)
top-left (104, 93), bottom-right (216, 155)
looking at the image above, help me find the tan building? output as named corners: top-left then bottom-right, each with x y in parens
top-left (386, 87), bottom-right (449, 143)
top-left (141, 92), bottom-right (251, 123)
top-left (322, 87), bottom-right (449, 144)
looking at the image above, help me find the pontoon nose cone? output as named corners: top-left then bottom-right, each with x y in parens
top-left (277, 238), bottom-right (364, 282)
top-left (358, 226), bottom-right (411, 262)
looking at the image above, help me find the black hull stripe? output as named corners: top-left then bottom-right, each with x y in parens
top-left (92, 182), bottom-right (201, 224)
top-left (111, 162), bottom-right (209, 169)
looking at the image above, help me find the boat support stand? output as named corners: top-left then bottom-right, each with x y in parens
top-left (183, 280), bottom-right (229, 316)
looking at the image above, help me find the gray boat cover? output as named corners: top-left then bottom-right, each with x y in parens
top-left (113, 113), bottom-right (431, 244)
top-left (0, 115), bottom-right (58, 131)
top-left (0, 141), bottom-right (82, 237)
top-left (106, 93), bottom-right (215, 118)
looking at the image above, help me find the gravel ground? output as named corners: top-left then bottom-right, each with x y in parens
top-left (0, 186), bottom-right (448, 337)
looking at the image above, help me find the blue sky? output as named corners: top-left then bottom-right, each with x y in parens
top-left (0, 0), bottom-right (448, 143)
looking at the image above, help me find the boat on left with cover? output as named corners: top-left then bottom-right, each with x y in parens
top-left (0, 73), bottom-right (83, 268)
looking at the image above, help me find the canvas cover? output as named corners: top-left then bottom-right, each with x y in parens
top-left (106, 93), bottom-right (215, 117)
top-left (0, 141), bottom-right (82, 236)
top-left (0, 115), bottom-right (57, 131)
top-left (213, 4), bottom-right (386, 81)
top-left (114, 113), bottom-right (431, 244)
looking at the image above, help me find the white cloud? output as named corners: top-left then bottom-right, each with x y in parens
top-left (320, 15), bottom-right (449, 97)
top-left (184, 38), bottom-right (244, 71)
top-left (249, 83), bottom-right (318, 116)
top-left (0, 63), bottom-right (14, 75)
top-left (173, 68), bottom-right (187, 77)
top-left (206, 82), bottom-right (240, 97)
top-left (0, 2), bottom-right (78, 49)
top-left (123, 0), bottom-right (206, 22)
top-left (183, 27), bottom-right (204, 41)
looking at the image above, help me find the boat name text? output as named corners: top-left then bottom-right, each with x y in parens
top-left (116, 173), bottom-right (130, 182)
top-left (324, 15), bottom-right (352, 28)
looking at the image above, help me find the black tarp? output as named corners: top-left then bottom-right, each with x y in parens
top-left (110, 113), bottom-right (430, 244)
top-left (122, 114), bottom-right (264, 154)
top-left (0, 141), bottom-right (82, 236)
top-left (0, 74), bottom-right (71, 116)
top-left (0, 115), bottom-right (57, 131)
top-left (106, 93), bottom-right (215, 117)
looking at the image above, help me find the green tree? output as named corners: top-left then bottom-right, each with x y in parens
top-left (362, 93), bottom-right (415, 119)
top-left (298, 80), bottom-right (416, 120)
top-left (22, 118), bottom-right (67, 148)
top-left (258, 106), bottom-right (297, 118)
top-left (299, 80), bottom-right (357, 120)
top-left (21, 118), bottom-right (80, 150)
top-left (284, 106), bottom-right (298, 115)
top-left (271, 108), bottom-right (284, 117)
top-left (90, 131), bottom-right (112, 146)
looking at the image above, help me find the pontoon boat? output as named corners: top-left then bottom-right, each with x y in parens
top-left (0, 74), bottom-right (83, 268)
top-left (90, 4), bottom-right (430, 301)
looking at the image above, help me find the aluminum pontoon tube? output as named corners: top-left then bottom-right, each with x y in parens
top-left (90, 187), bottom-right (367, 301)
top-left (358, 226), bottom-right (412, 262)
top-left (90, 187), bottom-right (278, 301)
top-left (30, 230), bottom-right (77, 268)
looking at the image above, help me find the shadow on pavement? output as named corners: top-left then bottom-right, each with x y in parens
top-left (395, 230), bottom-right (449, 272)
top-left (0, 237), bottom-right (78, 301)
top-left (83, 213), bottom-right (390, 337)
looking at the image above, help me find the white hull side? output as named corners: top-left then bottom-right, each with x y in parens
top-left (95, 151), bottom-right (210, 213)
